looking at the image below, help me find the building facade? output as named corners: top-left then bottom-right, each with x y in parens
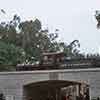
top-left (0, 68), bottom-right (100, 100)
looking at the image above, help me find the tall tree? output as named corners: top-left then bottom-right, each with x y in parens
top-left (95, 10), bottom-right (100, 28)
top-left (0, 41), bottom-right (25, 70)
top-left (0, 14), bottom-right (82, 69)
top-left (18, 19), bottom-right (52, 62)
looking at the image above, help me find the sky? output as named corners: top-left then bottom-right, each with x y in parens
top-left (0, 0), bottom-right (100, 54)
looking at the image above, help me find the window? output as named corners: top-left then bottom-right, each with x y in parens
top-left (6, 95), bottom-right (14, 100)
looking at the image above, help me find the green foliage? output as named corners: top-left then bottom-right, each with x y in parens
top-left (18, 19), bottom-right (50, 61)
top-left (0, 41), bottom-right (25, 71)
top-left (95, 10), bottom-right (100, 28)
top-left (0, 14), bottom-right (83, 71)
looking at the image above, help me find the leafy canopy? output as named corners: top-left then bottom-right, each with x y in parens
top-left (0, 14), bottom-right (82, 71)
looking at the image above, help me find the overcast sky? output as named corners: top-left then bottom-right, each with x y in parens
top-left (0, 0), bottom-right (100, 54)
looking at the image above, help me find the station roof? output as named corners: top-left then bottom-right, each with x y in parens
top-left (24, 80), bottom-right (83, 89)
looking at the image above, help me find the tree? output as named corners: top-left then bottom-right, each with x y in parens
top-left (0, 14), bottom-right (82, 69)
top-left (18, 19), bottom-right (52, 62)
top-left (95, 10), bottom-right (100, 28)
top-left (0, 41), bottom-right (25, 70)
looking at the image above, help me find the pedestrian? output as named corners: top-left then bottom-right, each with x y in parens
top-left (97, 97), bottom-right (99, 100)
